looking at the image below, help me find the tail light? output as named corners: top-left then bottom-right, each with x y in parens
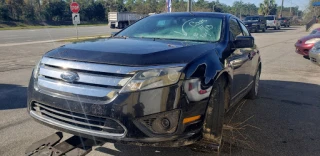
top-left (274, 20), bottom-right (276, 24)
top-left (284, 20), bottom-right (287, 22)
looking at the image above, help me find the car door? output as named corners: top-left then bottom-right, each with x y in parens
top-left (226, 18), bottom-right (251, 102)
top-left (238, 21), bottom-right (258, 84)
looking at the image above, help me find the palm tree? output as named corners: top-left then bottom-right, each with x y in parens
top-left (258, 0), bottom-right (276, 15)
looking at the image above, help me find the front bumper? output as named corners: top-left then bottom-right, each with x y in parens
top-left (245, 25), bottom-right (258, 32)
top-left (27, 76), bottom-right (210, 146)
top-left (295, 43), bottom-right (314, 56)
top-left (309, 51), bottom-right (320, 66)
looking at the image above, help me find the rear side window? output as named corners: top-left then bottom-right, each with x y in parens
top-left (266, 16), bottom-right (274, 20)
top-left (229, 19), bottom-right (243, 40)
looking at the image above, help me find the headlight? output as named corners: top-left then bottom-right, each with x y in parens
top-left (120, 67), bottom-right (182, 93)
top-left (311, 42), bottom-right (320, 53)
top-left (305, 38), bottom-right (320, 44)
top-left (33, 59), bottom-right (42, 79)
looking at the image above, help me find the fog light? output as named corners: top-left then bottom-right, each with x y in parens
top-left (161, 118), bottom-right (170, 129)
top-left (135, 109), bottom-right (181, 135)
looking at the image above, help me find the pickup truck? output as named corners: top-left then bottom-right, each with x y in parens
top-left (266, 15), bottom-right (281, 30)
top-left (28, 12), bottom-right (261, 153)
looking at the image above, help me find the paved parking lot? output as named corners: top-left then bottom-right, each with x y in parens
top-left (0, 26), bottom-right (320, 156)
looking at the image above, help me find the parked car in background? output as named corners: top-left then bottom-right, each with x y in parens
top-left (310, 28), bottom-right (320, 35)
top-left (243, 16), bottom-right (267, 33)
top-left (27, 12), bottom-right (261, 153)
top-left (309, 41), bottom-right (320, 66)
top-left (265, 15), bottom-right (281, 30)
top-left (279, 17), bottom-right (291, 27)
top-left (295, 34), bottom-right (320, 56)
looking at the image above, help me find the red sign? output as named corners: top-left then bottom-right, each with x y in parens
top-left (70, 2), bottom-right (80, 13)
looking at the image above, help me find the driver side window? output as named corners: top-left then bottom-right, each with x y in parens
top-left (238, 21), bottom-right (250, 36)
top-left (229, 18), bottom-right (243, 41)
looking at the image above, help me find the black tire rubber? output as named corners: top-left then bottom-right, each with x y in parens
top-left (202, 77), bottom-right (227, 149)
top-left (246, 69), bottom-right (260, 99)
top-left (262, 27), bottom-right (266, 32)
top-left (274, 27), bottom-right (277, 30)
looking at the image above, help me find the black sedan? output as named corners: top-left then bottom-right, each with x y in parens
top-left (27, 12), bottom-right (261, 153)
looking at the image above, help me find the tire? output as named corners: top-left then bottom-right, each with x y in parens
top-left (262, 27), bottom-right (266, 32)
top-left (246, 69), bottom-right (260, 99)
top-left (201, 77), bottom-right (227, 151)
top-left (274, 27), bottom-right (277, 30)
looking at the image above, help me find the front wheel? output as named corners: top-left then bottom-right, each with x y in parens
top-left (246, 69), bottom-right (260, 99)
top-left (199, 77), bottom-right (228, 153)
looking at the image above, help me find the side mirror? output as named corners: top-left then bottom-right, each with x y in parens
top-left (233, 36), bottom-right (254, 48)
top-left (111, 32), bottom-right (117, 37)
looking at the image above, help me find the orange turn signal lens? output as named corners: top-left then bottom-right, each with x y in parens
top-left (183, 115), bottom-right (201, 124)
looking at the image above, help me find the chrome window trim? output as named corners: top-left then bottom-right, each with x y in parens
top-left (37, 76), bottom-right (118, 98)
top-left (41, 57), bottom-right (186, 74)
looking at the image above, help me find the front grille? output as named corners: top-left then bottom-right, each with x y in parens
top-left (32, 102), bottom-right (126, 135)
top-left (36, 57), bottom-right (134, 99)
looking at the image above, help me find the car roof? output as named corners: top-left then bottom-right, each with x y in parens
top-left (153, 12), bottom-right (233, 18)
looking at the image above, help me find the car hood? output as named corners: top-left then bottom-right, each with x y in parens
top-left (45, 38), bottom-right (218, 66)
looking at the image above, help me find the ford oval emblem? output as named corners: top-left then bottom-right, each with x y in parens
top-left (60, 71), bottom-right (79, 83)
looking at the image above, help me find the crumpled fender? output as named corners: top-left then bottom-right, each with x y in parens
top-left (185, 48), bottom-right (224, 84)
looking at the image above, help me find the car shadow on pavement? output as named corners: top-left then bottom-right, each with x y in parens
top-left (0, 84), bottom-right (27, 110)
top-left (93, 80), bottom-right (320, 156)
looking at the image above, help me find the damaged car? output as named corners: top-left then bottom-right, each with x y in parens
top-left (27, 12), bottom-right (261, 152)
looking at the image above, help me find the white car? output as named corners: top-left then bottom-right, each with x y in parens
top-left (266, 15), bottom-right (281, 30)
top-left (309, 41), bottom-right (320, 66)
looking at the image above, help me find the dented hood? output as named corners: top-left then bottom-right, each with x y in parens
top-left (44, 38), bottom-right (218, 66)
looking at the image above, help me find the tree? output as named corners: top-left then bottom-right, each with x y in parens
top-left (258, 0), bottom-right (277, 15)
top-left (0, 4), bottom-right (10, 20)
top-left (5, 0), bottom-right (24, 20)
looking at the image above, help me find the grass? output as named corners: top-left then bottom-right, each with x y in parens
top-left (57, 35), bottom-right (111, 43)
top-left (0, 21), bottom-right (108, 30)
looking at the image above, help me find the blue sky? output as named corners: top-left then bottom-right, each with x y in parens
top-left (210, 0), bottom-right (308, 11)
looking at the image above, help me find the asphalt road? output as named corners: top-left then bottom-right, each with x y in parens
top-left (0, 26), bottom-right (119, 45)
top-left (1, 26), bottom-right (320, 156)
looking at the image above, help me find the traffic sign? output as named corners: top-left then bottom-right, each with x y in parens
top-left (72, 13), bottom-right (80, 25)
top-left (70, 2), bottom-right (80, 13)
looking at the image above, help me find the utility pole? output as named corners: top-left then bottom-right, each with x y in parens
top-left (280, 0), bottom-right (284, 18)
top-left (290, 0), bottom-right (292, 16)
top-left (187, 0), bottom-right (192, 12)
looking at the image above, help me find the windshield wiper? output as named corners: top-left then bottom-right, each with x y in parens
top-left (151, 37), bottom-right (214, 43)
top-left (113, 35), bottom-right (129, 39)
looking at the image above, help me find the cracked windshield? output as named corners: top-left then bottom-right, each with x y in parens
top-left (0, 0), bottom-right (319, 156)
